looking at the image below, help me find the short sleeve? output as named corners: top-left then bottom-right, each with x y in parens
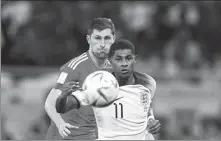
top-left (147, 76), bottom-right (156, 99)
top-left (141, 73), bottom-right (156, 99)
top-left (71, 90), bottom-right (89, 106)
top-left (53, 52), bottom-right (89, 91)
top-left (53, 66), bottom-right (79, 90)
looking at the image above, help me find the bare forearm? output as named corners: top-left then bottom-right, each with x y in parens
top-left (45, 89), bottom-right (65, 126)
top-left (148, 107), bottom-right (154, 117)
top-left (148, 103), bottom-right (155, 118)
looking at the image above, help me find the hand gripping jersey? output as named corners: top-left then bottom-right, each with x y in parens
top-left (46, 52), bottom-right (111, 140)
top-left (73, 71), bottom-right (156, 140)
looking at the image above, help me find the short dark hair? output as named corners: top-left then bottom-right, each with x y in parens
top-left (108, 39), bottom-right (136, 58)
top-left (87, 17), bottom-right (115, 35)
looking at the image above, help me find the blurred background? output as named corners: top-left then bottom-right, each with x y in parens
top-left (1, 0), bottom-right (221, 140)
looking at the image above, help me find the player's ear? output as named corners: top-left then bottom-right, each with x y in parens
top-left (133, 55), bottom-right (137, 63)
top-left (112, 35), bottom-right (116, 42)
top-left (86, 35), bottom-right (91, 44)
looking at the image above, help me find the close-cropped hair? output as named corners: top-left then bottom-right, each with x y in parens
top-left (108, 39), bottom-right (136, 58)
top-left (87, 17), bottom-right (115, 35)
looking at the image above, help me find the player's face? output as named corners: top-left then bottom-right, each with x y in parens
top-left (110, 49), bottom-right (135, 78)
top-left (87, 29), bottom-right (115, 59)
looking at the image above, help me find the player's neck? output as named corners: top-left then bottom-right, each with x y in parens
top-left (88, 49), bottom-right (106, 68)
top-left (115, 73), bottom-right (135, 86)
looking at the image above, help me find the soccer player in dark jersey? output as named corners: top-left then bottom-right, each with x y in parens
top-left (55, 39), bottom-right (161, 140)
top-left (44, 18), bottom-right (116, 140)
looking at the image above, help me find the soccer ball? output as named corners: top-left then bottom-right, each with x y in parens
top-left (82, 70), bottom-right (119, 107)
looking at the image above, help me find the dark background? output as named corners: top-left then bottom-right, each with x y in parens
top-left (1, 1), bottom-right (221, 140)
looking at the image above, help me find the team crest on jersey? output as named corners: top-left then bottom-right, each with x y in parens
top-left (140, 90), bottom-right (150, 112)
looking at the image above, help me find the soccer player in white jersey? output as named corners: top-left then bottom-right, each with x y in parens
top-left (56, 39), bottom-right (161, 140)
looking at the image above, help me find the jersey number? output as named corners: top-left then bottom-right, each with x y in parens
top-left (114, 103), bottom-right (123, 118)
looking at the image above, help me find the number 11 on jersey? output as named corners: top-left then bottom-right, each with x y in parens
top-left (114, 103), bottom-right (123, 118)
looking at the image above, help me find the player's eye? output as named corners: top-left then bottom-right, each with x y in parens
top-left (126, 56), bottom-right (133, 60)
top-left (104, 36), bottom-right (111, 40)
top-left (115, 58), bottom-right (121, 61)
top-left (95, 36), bottom-right (102, 40)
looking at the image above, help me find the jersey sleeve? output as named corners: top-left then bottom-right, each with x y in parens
top-left (71, 90), bottom-right (90, 107)
top-left (53, 64), bottom-right (80, 90)
top-left (139, 73), bottom-right (156, 99)
top-left (145, 75), bottom-right (156, 99)
top-left (135, 72), bottom-right (157, 99)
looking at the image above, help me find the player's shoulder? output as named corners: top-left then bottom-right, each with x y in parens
top-left (134, 71), bottom-right (156, 89)
top-left (60, 52), bottom-right (89, 71)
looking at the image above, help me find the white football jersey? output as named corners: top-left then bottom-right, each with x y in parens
top-left (72, 72), bottom-right (156, 140)
top-left (93, 84), bottom-right (153, 140)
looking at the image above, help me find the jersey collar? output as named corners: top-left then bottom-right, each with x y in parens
top-left (111, 72), bottom-right (139, 86)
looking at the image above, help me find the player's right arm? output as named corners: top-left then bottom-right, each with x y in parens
top-left (44, 63), bottom-right (80, 138)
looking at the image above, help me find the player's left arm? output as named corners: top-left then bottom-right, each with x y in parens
top-left (147, 103), bottom-right (155, 121)
top-left (144, 75), bottom-right (161, 134)
top-left (144, 74), bottom-right (156, 119)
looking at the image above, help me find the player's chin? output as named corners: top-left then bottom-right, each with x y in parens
top-left (120, 72), bottom-right (131, 78)
top-left (97, 53), bottom-right (108, 59)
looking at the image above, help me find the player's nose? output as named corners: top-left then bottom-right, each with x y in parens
top-left (121, 60), bottom-right (128, 67)
top-left (100, 40), bottom-right (105, 48)
top-left (100, 45), bottom-right (105, 48)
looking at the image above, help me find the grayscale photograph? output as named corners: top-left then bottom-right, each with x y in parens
top-left (1, 1), bottom-right (221, 140)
